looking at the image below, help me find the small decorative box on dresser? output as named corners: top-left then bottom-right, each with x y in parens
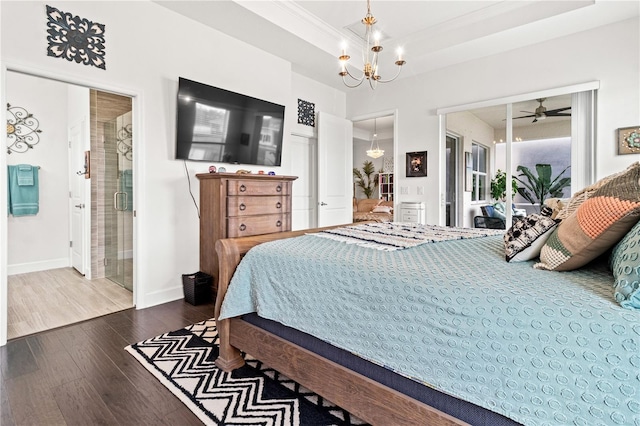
top-left (197, 173), bottom-right (298, 294)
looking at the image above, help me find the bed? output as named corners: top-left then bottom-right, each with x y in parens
top-left (212, 222), bottom-right (640, 426)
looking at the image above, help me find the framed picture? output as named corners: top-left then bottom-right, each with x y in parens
top-left (465, 151), bottom-right (473, 192)
top-left (617, 126), bottom-right (640, 155)
top-left (406, 151), bottom-right (427, 177)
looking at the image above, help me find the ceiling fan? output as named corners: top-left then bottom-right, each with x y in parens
top-left (513, 98), bottom-right (571, 123)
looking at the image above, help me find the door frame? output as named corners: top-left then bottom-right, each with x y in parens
top-left (0, 62), bottom-right (141, 346)
top-left (445, 132), bottom-right (462, 227)
top-left (350, 109), bottom-right (398, 209)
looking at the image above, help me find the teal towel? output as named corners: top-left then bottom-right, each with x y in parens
top-left (17, 164), bottom-right (34, 186)
top-left (8, 165), bottom-right (39, 216)
top-left (123, 169), bottom-right (133, 188)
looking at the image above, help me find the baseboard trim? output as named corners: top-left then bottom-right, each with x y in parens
top-left (8, 258), bottom-right (70, 275)
top-left (137, 285), bottom-right (184, 310)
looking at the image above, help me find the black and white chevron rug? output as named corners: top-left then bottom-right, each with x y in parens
top-left (125, 320), bottom-right (366, 425)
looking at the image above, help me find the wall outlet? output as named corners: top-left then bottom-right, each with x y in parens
top-left (417, 186), bottom-right (424, 195)
top-left (400, 186), bottom-right (409, 195)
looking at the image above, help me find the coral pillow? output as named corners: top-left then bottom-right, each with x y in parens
top-left (555, 164), bottom-right (633, 221)
top-left (536, 162), bottom-right (640, 271)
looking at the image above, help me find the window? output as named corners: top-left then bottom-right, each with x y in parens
top-left (471, 142), bottom-right (488, 202)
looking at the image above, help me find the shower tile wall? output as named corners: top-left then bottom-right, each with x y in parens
top-left (90, 90), bottom-right (132, 278)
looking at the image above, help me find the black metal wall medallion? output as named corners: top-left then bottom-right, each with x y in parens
top-left (297, 99), bottom-right (315, 127)
top-left (46, 5), bottom-right (106, 70)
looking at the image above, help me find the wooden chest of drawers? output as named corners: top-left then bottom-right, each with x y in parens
top-left (197, 173), bottom-right (297, 293)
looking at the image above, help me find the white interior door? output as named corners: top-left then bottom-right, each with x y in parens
top-left (317, 112), bottom-right (353, 227)
top-left (290, 135), bottom-right (317, 230)
top-left (69, 122), bottom-right (86, 274)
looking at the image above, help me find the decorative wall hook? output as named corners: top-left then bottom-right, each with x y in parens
top-left (117, 123), bottom-right (132, 160)
top-left (6, 103), bottom-right (43, 154)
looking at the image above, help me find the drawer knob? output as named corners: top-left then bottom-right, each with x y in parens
top-left (239, 224), bottom-right (247, 231)
top-left (276, 220), bottom-right (282, 227)
top-left (276, 202), bottom-right (282, 209)
top-left (239, 203), bottom-right (246, 211)
top-left (276, 185), bottom-right (282, 192)
top-left (239, 184), bottom-right (247, 192)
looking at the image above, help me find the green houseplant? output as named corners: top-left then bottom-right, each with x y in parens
top-left (490, 169), bottom-right (519, 201)
top-left (353, 160), bottom-right (380, 199)
top-left (516, 163), bottom-right (571, 211)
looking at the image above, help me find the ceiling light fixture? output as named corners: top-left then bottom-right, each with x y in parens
top-left (338, 0), bottom-right (405, 89)
top-left (366, 118), bottom-right (384, 158)
top-left (533, 98), bottom-right (547, 122)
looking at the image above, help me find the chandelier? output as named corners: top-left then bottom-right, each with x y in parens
top-left (366, 118), bottom-right (384, 158)
top-left (339, 0), bottom-right (406, 89)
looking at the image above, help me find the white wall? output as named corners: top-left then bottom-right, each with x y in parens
top-left (6, 72), bottom-right (70, 274)
top-left (0, 1), bottom-right (277, 308)
top-left (290, 73), bottom-right (346, 138)
top-left (0, 1), bottom-right (348, 316)
top-left (288, 72), bottom-right (347, 230)
top-left (346, 17), bottom-right (640, 225)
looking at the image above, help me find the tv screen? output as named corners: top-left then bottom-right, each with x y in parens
top-left (176, 77), bottom-right (284, 166)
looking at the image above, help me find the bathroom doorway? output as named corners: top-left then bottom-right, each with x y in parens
top-left (5, 72), bottom-right (134, 339)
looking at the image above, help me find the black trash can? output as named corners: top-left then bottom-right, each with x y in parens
top-left (182, 272), bottom-right (213, 305)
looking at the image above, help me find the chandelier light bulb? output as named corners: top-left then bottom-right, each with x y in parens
top-left (374, 31), bottom-right (381, 47)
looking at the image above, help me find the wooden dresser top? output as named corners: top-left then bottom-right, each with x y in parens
top-left (196, 173), bottom-right (298, 181)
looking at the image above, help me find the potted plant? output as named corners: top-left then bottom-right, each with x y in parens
top-left (516, 163), bottom-right (571, 211)
top-left (353, 160), bottom-right (380, 199)
top-left (490, 169), bottom-right (519, 201)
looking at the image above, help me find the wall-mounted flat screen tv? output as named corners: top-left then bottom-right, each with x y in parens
top-left (176, 77), bottom-right (285, 166)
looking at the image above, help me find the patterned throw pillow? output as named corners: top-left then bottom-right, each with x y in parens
top-left (544, 198), bottom-right (567, 220)
top-left (555, 163), bottom-right (633, 221)
top-left (536, 162), bottom-right (640, 271)
top-left (609, 220), bottom-right (640, 309)
top-left (504, 214), bottom-right (558, 262)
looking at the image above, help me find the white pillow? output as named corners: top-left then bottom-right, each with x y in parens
top-left (371, 205), bottom-right (392, 213)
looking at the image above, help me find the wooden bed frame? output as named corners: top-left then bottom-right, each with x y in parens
top-left (213, 225), bottom-right (468, 426)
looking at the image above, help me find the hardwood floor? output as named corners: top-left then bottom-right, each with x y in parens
top-left (1, 299), bottom-right (216, 425)
top-left (8, 268), bottom-right (134, 340)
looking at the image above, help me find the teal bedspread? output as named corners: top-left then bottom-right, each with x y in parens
top-left (219, 232), bottom-right (640, 426)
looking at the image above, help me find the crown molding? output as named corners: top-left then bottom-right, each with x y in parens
top-left (233, 0), bottom-right (361, 56)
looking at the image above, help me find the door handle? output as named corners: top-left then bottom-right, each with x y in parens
top-left (74, 204), bottom-right (85, 209)
top-left (319, 202), bottom-right (328, 206)
top-left (113, 192), bottom-right (127, 211)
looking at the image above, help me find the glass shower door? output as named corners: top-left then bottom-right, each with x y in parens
top-left (104, 112), bottom-right (133, 291)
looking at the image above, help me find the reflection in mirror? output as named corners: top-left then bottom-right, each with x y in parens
top-left (352, 115), bottom-right (395, 201)
top-left (446, 94), bottom-right (572, 228)
top-left (495, 96), bottom-right (572, 215)
top-left (446, 104), bottom-right (505, 228)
